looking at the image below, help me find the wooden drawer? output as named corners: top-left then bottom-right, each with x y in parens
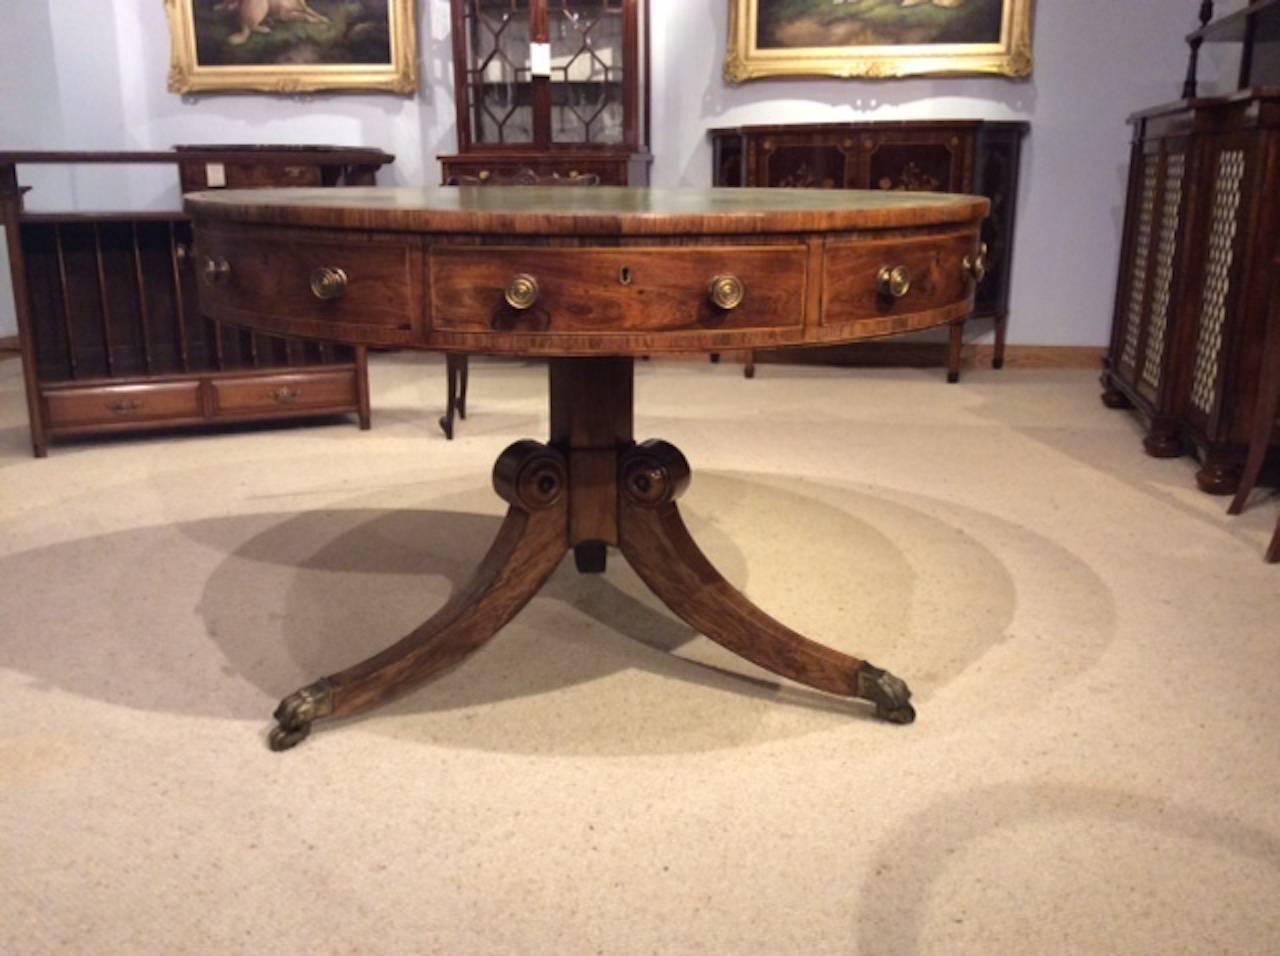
top-left (430, 245), bottom-right (808, 336)
top-left (210, 369), bottom-right (357, 417)
top-left (194, 225), bottom-right (422, 341)
top-left (822, 231), bottom-right (976, 326)
top-left (43, 381), bottom-right (202, 429)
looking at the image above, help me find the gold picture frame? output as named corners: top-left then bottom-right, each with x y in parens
top-left (725, 0), bottom-right (1035, 83)
top-left (165, 0), bottom-right (418, 95)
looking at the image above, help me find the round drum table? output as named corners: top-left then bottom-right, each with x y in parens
top-left (186, 186), bottom-right (989, 750)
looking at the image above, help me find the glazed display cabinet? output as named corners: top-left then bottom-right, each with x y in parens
top-left (709, 120), bottom-right (1027, 381)
top-left (1, 147), bottom-right (393, 457)
top-left (440, 0), bottom-right (651, 186)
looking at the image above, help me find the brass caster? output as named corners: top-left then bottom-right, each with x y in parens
top-left (878, 701), bottom-right (917, 725)
top-left (268, 679), bottom-right (334, 752)
top-left (268, 723), bottom-right (311, 751)
top-left (856, 664), bottom-right (916, 725)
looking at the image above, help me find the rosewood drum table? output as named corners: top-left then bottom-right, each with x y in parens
top-left (185, 186), bottom-right (989, 749)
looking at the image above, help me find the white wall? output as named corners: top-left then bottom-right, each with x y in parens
top-left (1, 0), bottom-right (1202, 346)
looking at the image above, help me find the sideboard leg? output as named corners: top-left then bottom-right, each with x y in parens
top-left (355, 345), bottom-right (372, 430)
top-left (616, 439), bottom-right (915, 725)
top-left (947, 321), bottom-right (963, 383)
top-left (267, 440), bottom-right (570, 750)
top-left (992, 311), bottom-right (1008, 370)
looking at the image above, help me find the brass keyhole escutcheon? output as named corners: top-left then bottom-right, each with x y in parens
top-left (964, 243), bottom-right (989, 284)
top-left (309, 267), bottom-right (348, 301)
top-left (505, 273), bottom-right (540, 310)
top-left (708, 274), bottom-right (745, 311)
top-left (619, 266), bottom-right (634, 286)
top-left (877, 265), bottom-right (911, 299)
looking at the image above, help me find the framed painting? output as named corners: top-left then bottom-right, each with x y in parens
top-left (725, 0), bottom-right (1035, 82)
top-left (165, 0), bottom-right (418, 94)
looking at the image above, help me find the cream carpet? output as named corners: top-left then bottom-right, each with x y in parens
top-left (1, 352), bottom-right (1278, 955)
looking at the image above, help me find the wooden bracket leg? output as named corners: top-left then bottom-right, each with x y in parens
top-left (616, 440), bottom-right (915, 725)
top-left (268, 440), bottom-right (570, 750)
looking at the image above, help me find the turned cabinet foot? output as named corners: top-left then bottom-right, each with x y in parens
top-left (1142, 422), bottom-right (1183, 458)
top-left (1196, 459), bottom-right (1241, 496)
top-left (1100, 387), bottom-right (1133, 410)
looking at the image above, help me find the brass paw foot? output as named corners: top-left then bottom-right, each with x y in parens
top-left (856, 664), bottom-right (916, 725)
top-left (268, 679), bottom-right (335, 752)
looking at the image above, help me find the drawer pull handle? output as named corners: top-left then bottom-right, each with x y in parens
top-left (201, 256), bottom-right (231, 287)
top-left (310, 267), bottom-right (348, 301)
top-left (272, 386), bottom-right (301, 405)
top-left (505, 273), bottom-right (541, 311)
top-left (108, 399), bottom-right (143, 415)
top-left (964, 243), bottom-right (989, 284)
top-left (708, 274), bottom-right (746, 311)
top-left (877, 265), bottom-right (911, 299)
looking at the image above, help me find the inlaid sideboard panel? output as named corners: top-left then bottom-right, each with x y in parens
top-left (710, 120), bottom-right (1027, 381)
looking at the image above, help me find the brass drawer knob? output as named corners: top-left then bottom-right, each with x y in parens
top-left (108, 398), bottom-right (143, 415)
top-left (201, 256), bottom-right (231, 287)
top-left (271, 385), bottom-right (301, 405)
top-left (708, 274), bottom-right (746, 311)
top-left (877, 265), bottom-right (911, 299)
top-left (964, 243), bottom-right (989, 284)
top-left (310, 266), bottom-right (348, 301)
top-left (505, 273), bottom-right (541, 310)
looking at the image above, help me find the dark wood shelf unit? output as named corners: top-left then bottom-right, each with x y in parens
top-left (1189, 0), bottom-right (1280, 44)
top-left (2, 146), bottom-right (393, 456)
top-left (708, 119), bottom-right (1028, 381)
top-left (439, 0), bottom-right (651, 186)
top-left (1185, 1), bottom-right (1280, 96)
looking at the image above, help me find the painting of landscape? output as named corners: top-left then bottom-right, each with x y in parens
top-left (757, 0), bottom-right (1003, 50)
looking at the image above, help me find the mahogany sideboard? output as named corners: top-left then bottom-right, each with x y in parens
top-left (709, 120), bottom-right (1027, 381)
top-left (1, 147), bottom-right (393, 457)
top-left (185, 185), bottom-right (989, 749)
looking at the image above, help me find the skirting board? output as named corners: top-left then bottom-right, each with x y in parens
top-left (0, 335), bottom-right (19, 354)
top-left (745, 342), bottom-right (1106, 370)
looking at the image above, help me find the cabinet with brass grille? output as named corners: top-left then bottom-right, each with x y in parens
top-left (1103, 92), bottom-right (1280, 494)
